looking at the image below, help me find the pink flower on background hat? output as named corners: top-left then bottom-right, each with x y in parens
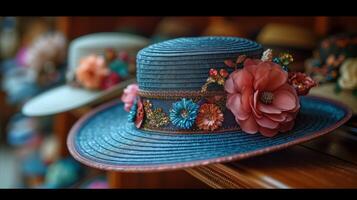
top-left (121, 84), bottom-right (139, 112)
top-left (76, 55), bottom-right (110, 90)
top-left (225, 58), bottom-right (300, 137)
top-left (101, 72), bottom-right (122, 90)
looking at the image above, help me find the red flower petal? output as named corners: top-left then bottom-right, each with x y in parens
top-left (224, 59), bottom-right (235, 68)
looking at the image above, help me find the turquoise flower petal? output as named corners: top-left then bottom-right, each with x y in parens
top-left (127, 101), bottom-right (137, 122)
top-left (169, 98), bottom-right (199, 129)
top-left (109, 60), bottom-right (129, 78)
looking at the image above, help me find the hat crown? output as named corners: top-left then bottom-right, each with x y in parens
top-left (137, 36), bottom-right (263, 91)
top-left (68, 32), bottom-right (149, 72)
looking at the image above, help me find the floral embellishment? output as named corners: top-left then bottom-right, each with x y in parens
top-left (224, 58), bottom-right (301, 137)
top-left (306, 34), bottom-right (357, 83)
top-left (261, 49), bottom-right (273, 62)
top-left (143, 100), bottom-right (170, 128)
top-left (205, 95), bottom-right (227, 111)
top-left (121, 84), bottom-right (139, 112)
top-left (101, 72), bottom-right (122, 90)
top-left (127, 97), bottom-right (144, 128)
top-left (338, 58), bottom-right (357, 90)
top-left (73, 49), bottom-right (133, 91)
top-left (105, 48), bottom-right (116, 62)
top-left (127, 100), bottom-right (138, 122)
top-left (196, 103), bottom-right (224, 131)
top-left (288, 72), bottom-right (318, 96)
top-left (109, 59), bottom-right (129, 78)
top-left (224, 55), bottom-right (247, 69)
top-left (279, 53), bottom-right (294, 66)
top-left (75, 55), bottom-right (110, 90)
top-left (169, 98), bottom-right (199, 129)
top-left (201, 68), bottom-right (229, 93)
top-left (118, 51), bottom-right (129, 62)
top-left (272, 52), bottom-right (293, 72)
top-left (135, 99), bottom-right (144, 128)
top-left (201, 54), bottom-right (248, 93)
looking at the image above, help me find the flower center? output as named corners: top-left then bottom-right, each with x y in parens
top-left (180, 109), bottom-right (188, 118)
top-left (260, 91), bottom-right (274, 104)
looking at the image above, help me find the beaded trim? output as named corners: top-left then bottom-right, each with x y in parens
top-left (141, 126), bottom-right (241, 134)
top-left (138, 89), bottom-right (226, 99)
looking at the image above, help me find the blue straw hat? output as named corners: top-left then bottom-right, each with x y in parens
top-left (68, 37), bottom-right (352, 172)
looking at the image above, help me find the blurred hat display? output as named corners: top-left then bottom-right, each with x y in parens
top-left (151, 17), bottom-right (200, 43)
top-left (6, 113), bottom-right (41, 147)
top-left (154, 17), bottom-right (198, 37)
top-left (1, 31), bottom-right (67, 105)
top-left (39, 135), bottom-right (60, 165)
top-left (80, 176), bottom-right (108, 189)
top-left (0, 17), bottom-right (19, 59)
top-left (1, 66), bottom-right (40, 104)
top-left (42, 157), bottom-right (83, 188)
top-left (257, 23), bottom-right (317, 71)
top-left (202, 17), bottom-right (243, 37)
top-left (258, 23), bottom-right (316, 49)
top-left (21, 151), bottom-right (47, 187)
top-left (22, 32), bottom-right (148, 117)
top-left (306, 33), bottom-right (357, 113)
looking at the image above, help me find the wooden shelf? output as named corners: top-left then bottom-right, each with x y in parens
top-left (185, 128), bottom-right (357, 188)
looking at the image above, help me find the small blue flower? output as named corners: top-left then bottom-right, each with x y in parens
top-left (273, 57), bottom-right (281, 65)
top-left (169, 98), bottom-right (199, 129)
top-left (127, 101), bottom-right (137, 122)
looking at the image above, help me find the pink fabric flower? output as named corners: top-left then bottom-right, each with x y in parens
top-left (76, 55), bottom-right (109, 90)
top-left (121, 84), bottom-right (139, 112)
top-left (225, 58), bottom-right (300, 137)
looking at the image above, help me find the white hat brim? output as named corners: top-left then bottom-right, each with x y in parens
top-left (22, 79), bottom-right (136, 117)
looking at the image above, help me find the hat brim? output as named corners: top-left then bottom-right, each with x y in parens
top-left (309, 83), bottom-right (357, 114)
top-left (22, 79), bottom-right (136, 117)
top-left (67, 96), bottom-right (352, 172)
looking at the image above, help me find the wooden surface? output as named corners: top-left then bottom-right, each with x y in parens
top-left (107, 170), bottom-right (208, 189)
top-left (186, 127), bottom-right (357, 188)
top-left (53, 111), bottom-right (77, 157)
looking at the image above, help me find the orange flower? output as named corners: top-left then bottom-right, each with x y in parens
top-left (196, 103), bottom-right (224, 131)
top-left (75, 55), bottom-right (110, 90)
